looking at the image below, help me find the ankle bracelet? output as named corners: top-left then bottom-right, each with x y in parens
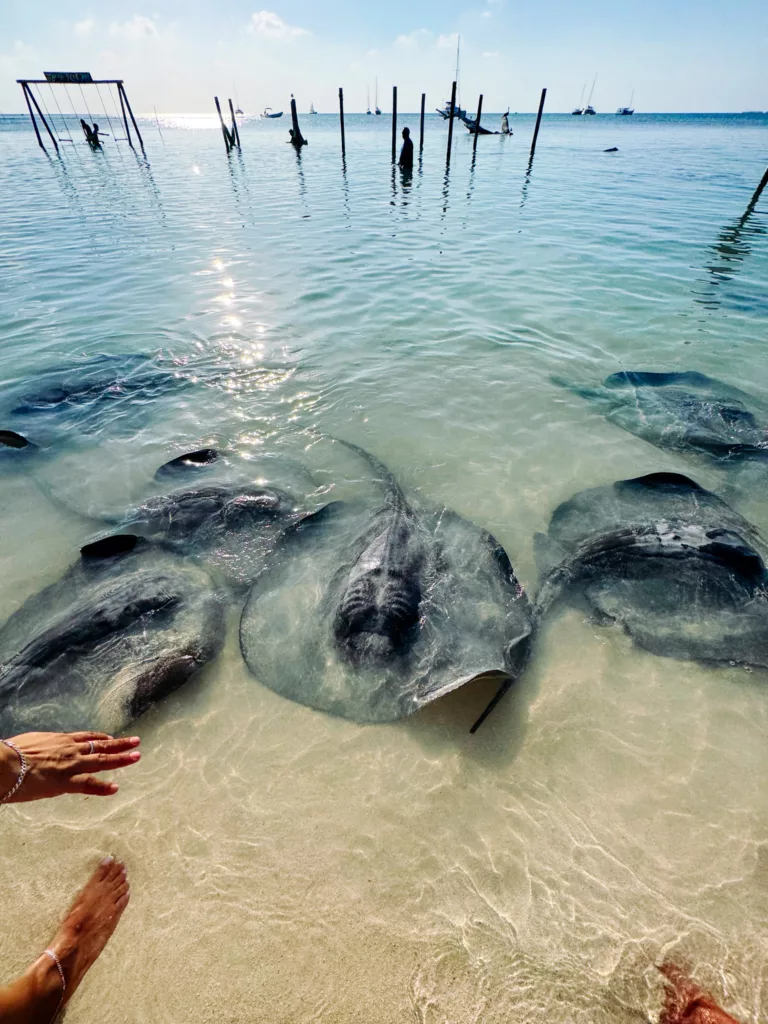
top-left (44, 948), bottom-right (66, 994)
top-left (0, 740), bottom-right (28, 804)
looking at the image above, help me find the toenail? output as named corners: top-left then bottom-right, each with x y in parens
top-left (101, 855), bottom-right (114, 865)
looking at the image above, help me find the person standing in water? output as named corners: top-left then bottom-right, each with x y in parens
top-left (501, 110), bottom-right (511, 135)
top-left (398, 126), bottom-right (414, 170)
top-left (0, 730), bottom-right (140, 1021)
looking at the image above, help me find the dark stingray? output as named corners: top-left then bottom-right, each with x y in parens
top-left (536, 472), bottom-right (768, 669)
top-left (101, 480), bottom-right (312, 590)
top-left (1, 353), bottom-right (187, 441)
top-left (240, 442), bottom-right (532, 730)
top-left (556, 370), bottom-right (768, 462)
top-left (0, 535), bottom-right (224, 735)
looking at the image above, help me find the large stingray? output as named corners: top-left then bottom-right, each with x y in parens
top-left (556, 370), bottom-right (768, 462)
top-left (0, 353), bottom-right (189, 446)
top-left (240, 442), bottom-right (532, 730)
top-left (536, 472), bottom-right (768, 669)
top-left (0, 535), bottom-right (224, 735)
top-left (105, 466), bottom-right (317, 590)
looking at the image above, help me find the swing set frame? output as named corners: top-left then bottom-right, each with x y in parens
top-left (17, 72), bottom-right (145, 156)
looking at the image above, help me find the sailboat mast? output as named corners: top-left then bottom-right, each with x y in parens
top-left (455, 35), bottom-right (461, 107)
top-left (579, 83), bottom-right (585, 107)
top-left (587, 73), bottom-right (597, 106)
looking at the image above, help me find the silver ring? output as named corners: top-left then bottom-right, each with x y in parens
top-left (88, 741), bottom-right (95, 755)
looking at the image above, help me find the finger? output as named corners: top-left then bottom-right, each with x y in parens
top-left (75, 749), bottom-right (141, 774)
top-left (68, 774), bottom-right (120, 796)
top-left (76, 736), bottom-right (140, 756)
top-left (68, 731), bottom-right (113, 742)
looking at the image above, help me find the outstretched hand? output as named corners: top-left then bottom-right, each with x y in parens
top-left (2, 732), bottom-right (141, 803)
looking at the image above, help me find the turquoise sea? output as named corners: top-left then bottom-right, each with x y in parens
top-left (0, 110), bottom-right (767, 1022)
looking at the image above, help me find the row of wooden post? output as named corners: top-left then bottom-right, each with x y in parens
top-left (219, 86), bottom-right (549, 167)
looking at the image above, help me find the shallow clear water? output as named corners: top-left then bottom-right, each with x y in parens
top-left (1, 111), bottom-right (767, 1022)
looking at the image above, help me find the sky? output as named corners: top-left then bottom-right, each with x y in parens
top-left (1, 0), bottom-right (766, 114)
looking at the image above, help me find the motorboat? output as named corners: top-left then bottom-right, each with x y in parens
top-left (261, 107), bottom-right (283, 119)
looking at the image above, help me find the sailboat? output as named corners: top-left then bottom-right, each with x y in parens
top-left (309, 101), bottom-right (317, 115)
top-left (616, 90), bottom-right (635, 115)
top-left (584, 74), bottom-right (597, 114)
top-left (374, 78), bottom-right (381, 115)
top-left (233, 81), bottom-right (243, 116)
top-left (436, 35), bottom-right (467, 119)
top-left (571, 83), bottom-right (585, 115)
top-left (366, 87), bottom-right (372, 115)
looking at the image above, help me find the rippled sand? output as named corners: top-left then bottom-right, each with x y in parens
top-left (0, 113), bottom-right (767, 1022)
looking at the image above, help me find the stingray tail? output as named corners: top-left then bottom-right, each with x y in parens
top-left (330, 437), bottom-right (405, 508)
top-left (469, 677), bottom-right (514, 733)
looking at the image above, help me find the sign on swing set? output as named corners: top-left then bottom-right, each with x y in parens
top-left (44, 72), bottom-right (93, 84)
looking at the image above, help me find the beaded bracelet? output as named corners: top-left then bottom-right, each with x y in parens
top-left (0, 739), bottom-right (29, 804)
top-left (44, 948), bottom-right (67, 995)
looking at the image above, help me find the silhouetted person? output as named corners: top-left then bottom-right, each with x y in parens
top-left (80, 119), bottom-right (95, 144)
top-left (398, 126), bottom-right (413, 170)
top-left (501, 110), bottom-right (511, 134)
top-left (91, 123), bottom-right (102, 146)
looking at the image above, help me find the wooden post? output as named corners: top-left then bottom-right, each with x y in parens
top-left (23, 83), bottom-right (59, 154)
top-left (289, 95), bottom-right (306, 147)
top-left (391, 86), bottom-right (397, 162)
top-left (118, 86), bottom-right (134, 149)
top-left (746, 165), bottom-right (768, 213)
top-left (119, 83), bottom-right (145, 154)
top-left (20, 83), bottom-right (47, 152)
top-left (528, 87), bottom-right (547, 163)
top-left (473, 94), bottom-right (483, 154)
top-left (339, 87), bottom-right (346, 158)
top-left (446, 80), bottom-right (457, 164)
top-left (228, 98), bottom-right (241, 148)
top-left (419, 93), bottom-right (425, 152)
top-left (215, 96), bottom-right (232, 152)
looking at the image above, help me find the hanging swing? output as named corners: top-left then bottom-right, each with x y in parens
top-left (17, 72), bottom-right (145, 157)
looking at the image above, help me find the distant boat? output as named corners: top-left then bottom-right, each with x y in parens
top-left (235, 108), bottom-right (244, 115)
top-left (436, 35), bottom-right (466, 119)
top-left (616, 90), bottom-right (634, 115)
top-left (366, 86), bottom-right (372, 115)
top-left (374, 78), bottom-right (381, 115)
top-left (309, 102), bottom-right (317, 115)
top-left (583, 74), bottom-right (598, 114)
top-left (261, 107), bottom-right (283, 119)
top-left (572, 83), bottom-right (586, 115)
top-left (233, 81), bottom-right (243, 116)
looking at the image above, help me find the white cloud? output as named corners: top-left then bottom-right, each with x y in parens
top-left (394, 28), bottom-right (431, 48)
top-left (437, 33), bottom-right (459, 49)
top-left (483, 51), bottom-right (499, 58)
top-left (74, 19), bottom-right (95, 37)
top-left (482, 10), bottom-right (492, 17)
top-left (247, 11), bottom-right (308, 38)
top-left (109, 15), bottom-right (159, 40)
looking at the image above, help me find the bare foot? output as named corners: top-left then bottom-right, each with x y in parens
top-left (659, 963), bottom-right (742, 1024)
top-left (45, 856), bottom-right (130, 1008)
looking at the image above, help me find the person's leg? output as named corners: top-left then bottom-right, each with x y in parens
top-left (0, 857), bottom-right (129, 1024)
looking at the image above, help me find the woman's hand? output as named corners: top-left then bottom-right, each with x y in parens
top-left (1, 732), bottom-right (141, 803)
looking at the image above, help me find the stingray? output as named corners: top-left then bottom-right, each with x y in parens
top-left (1, 353), bottom-right (188, 443)
top-left (535, 472), bottom-right (768, 669)
top-left (555, 370), bottom-right (768, 462)
top-left (0, 535), bottom-right (224, 736)
top-left (240, 441), bottom-right (532, 730)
